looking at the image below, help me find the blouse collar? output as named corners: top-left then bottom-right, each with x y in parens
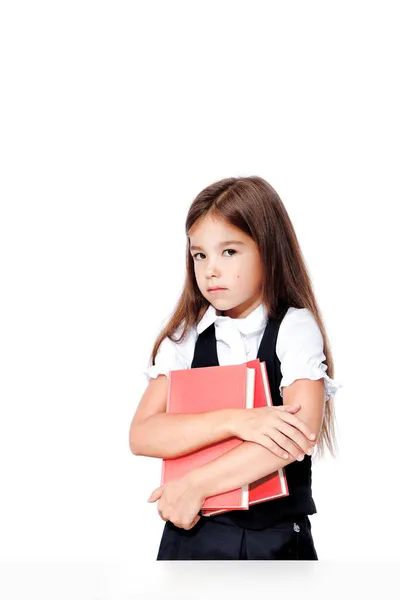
top-left (197, 302), bottom-right (268, 336)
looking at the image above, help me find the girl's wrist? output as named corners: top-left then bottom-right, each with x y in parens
top-left (226, 408), bottom-right (246, 439)
top-left (214, 408), bottom-right (242, 440)
top-left (185, 469), bottom-right (209, 500)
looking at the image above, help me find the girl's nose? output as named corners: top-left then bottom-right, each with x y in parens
top-left (205, 260), bottom-right (221, 279)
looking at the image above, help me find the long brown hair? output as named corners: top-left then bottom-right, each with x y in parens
top-left (149, 176), bottom-right (338, 458)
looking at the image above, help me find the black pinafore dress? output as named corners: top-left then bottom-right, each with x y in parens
top-left (156, 308), bottom-right (319, 560)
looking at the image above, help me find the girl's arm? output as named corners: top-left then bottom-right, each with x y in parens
top-left (187, 378), bottom-right (325, 498)
top-left (129, 375), bottom-right (240, 459)
top-left (129, 375), bottom-right (315, 459)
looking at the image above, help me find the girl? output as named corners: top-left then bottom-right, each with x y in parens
top-left (129, 175), bottom-right (341, 560)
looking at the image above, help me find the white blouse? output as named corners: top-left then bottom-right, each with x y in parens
top-left (144, 303), bottom-right (342, 402)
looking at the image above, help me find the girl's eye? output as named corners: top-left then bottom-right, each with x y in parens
top-left (192, 249), bottom-right (237, 260)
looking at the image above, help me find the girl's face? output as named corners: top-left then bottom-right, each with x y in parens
top-left (189, 214), bottom-right (264, 319)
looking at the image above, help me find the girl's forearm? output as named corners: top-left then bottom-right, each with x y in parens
top-left (190, 441), bottom-right (296, 498)
top-left (190, 380), bottom-right (323, 498)
top-left (130, 409), bottom-right (240, 458)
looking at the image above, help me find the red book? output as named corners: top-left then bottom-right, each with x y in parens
top-left (161, 363), bottom-right (256, 510)
top-left (201, 359), bottom-right (289, 517)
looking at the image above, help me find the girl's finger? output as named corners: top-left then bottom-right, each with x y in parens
top-left (188, 515), bottom-right (201, 529)
top-left (148, 485), bottom-right (165, 502)
top-left (255, 434), bottom-right (290, 459)
top-left (280, 412), bottom-right (316, 441)
top-left (275, 404), bottom-right (301, 412)
top-left (267, 429), bottom-right (304, 460)
top-left (275, 422), bottom-right (313, 455)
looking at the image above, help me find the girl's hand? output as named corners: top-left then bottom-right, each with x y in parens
top-left (147, 474), bottom-right (205, 530)
top-left (231, 404), bottom-right (316, 461)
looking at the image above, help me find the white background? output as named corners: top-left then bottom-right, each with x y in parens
top-left (1, 0), bottom-right (399, 598)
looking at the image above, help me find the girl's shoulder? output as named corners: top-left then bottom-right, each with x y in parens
top-left (280, 306), bottom-right (322, 337)
top-left (143, 321), bottom-right (198, 383)
top-left (278, 307), bottom-right (342, 401)
top-left (277, 306), bottom-right (324, 360)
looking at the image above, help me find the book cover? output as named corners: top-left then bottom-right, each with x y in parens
top-left (201, 359), bottom-right (289, 516)
top-left (161, 363), bottom-right (255, 510)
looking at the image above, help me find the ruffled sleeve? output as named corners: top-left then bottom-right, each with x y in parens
top-left (143, 330), bottom-right (190, 383)
top-left (276, 308), bottom-right (343, 402)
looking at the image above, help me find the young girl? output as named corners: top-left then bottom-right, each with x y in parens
top-left (129, 175), bottom-right (341, 560)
